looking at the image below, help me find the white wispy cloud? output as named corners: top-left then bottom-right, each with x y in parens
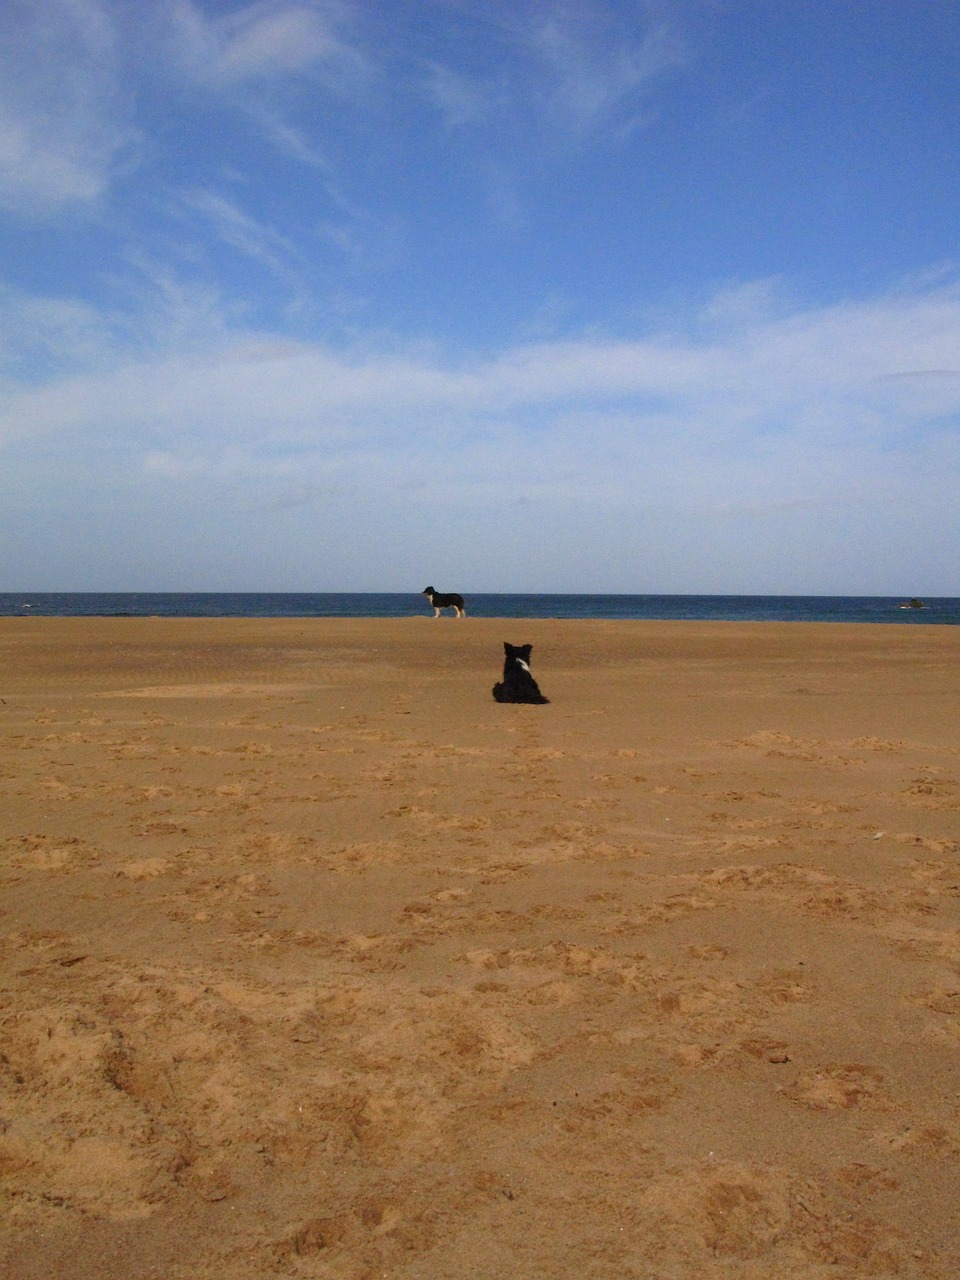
top-left (0, 285), bottom-right (127, 380)
top-left (419, 4), bottom-right (685, 146)
top-left (529, 12), bottom-right (684, 140)
top-left (4, 274), bottom-right (957, 592)
top-left (0, 0), bottom-right (136, 214)
top-left (250, 113), bottom-right (329, 167)
top-left (3, 275), bottom-right (958, 467)
top-left (168, 0), bottom-right (369, 91)
top-left (178, 188), bottom-right (306, 275)
top-left (421, 58), bottom-right (496, 130)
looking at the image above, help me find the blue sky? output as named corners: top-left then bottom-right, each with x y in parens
top-left (1, 0), bottom-right (958, 594)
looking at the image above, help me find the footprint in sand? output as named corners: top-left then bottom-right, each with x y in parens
top-left (782, 1062), bottom-right (884, 1110)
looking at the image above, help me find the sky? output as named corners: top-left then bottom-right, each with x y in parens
top-left (1, 0), bottom-right (959, 595)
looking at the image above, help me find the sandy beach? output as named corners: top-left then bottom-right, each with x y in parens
top-left (1, 615), bottom-right (959, 1279)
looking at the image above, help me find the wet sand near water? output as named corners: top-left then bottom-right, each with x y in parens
top-left (1, 616), bottom-right (959, 1279)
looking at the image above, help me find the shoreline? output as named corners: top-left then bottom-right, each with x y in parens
top-left (4, 590), bottom-right (959, 628)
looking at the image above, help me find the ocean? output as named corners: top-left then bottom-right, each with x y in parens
top-left (1, 593), bottom-right (957, 624)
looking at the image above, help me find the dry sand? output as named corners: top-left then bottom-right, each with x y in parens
top-left (1, 616), bottom-right (959, 1279)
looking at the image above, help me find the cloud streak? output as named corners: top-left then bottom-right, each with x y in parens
top-left (178, 188), bottom-right (307, 275)
top-left (3, 273), bottom-right (958, 592)
top-left (420, 3), bottom-right (686, 147)
top-left (529, 12), bottom-right (683, 140)
top-left (3, 276), bottom-right (958, 466)
top-left (168, 0), bottom-right (369, 90)
top-left (0, 0), bottom-right (136, 214)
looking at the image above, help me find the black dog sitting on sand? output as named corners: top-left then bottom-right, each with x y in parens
top-left (492, 642), bottom-right (549, 704)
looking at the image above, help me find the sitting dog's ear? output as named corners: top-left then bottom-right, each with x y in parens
top-left (503, 641), bottom-right (511, 654)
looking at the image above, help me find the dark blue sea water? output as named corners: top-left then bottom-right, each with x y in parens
top-left (1, 593), bottom-right (957, 624)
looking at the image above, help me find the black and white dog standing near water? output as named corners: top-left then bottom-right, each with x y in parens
top-left (422, 586), bottom-right (466, 618)
top-left (492, 642), bottom-right (549, 704)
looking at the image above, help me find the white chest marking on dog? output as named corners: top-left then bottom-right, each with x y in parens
top-left (516, 659), bottom-right (531, 673)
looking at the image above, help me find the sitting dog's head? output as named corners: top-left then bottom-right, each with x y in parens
top-left (504, 642), bottom-right (533, 667)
